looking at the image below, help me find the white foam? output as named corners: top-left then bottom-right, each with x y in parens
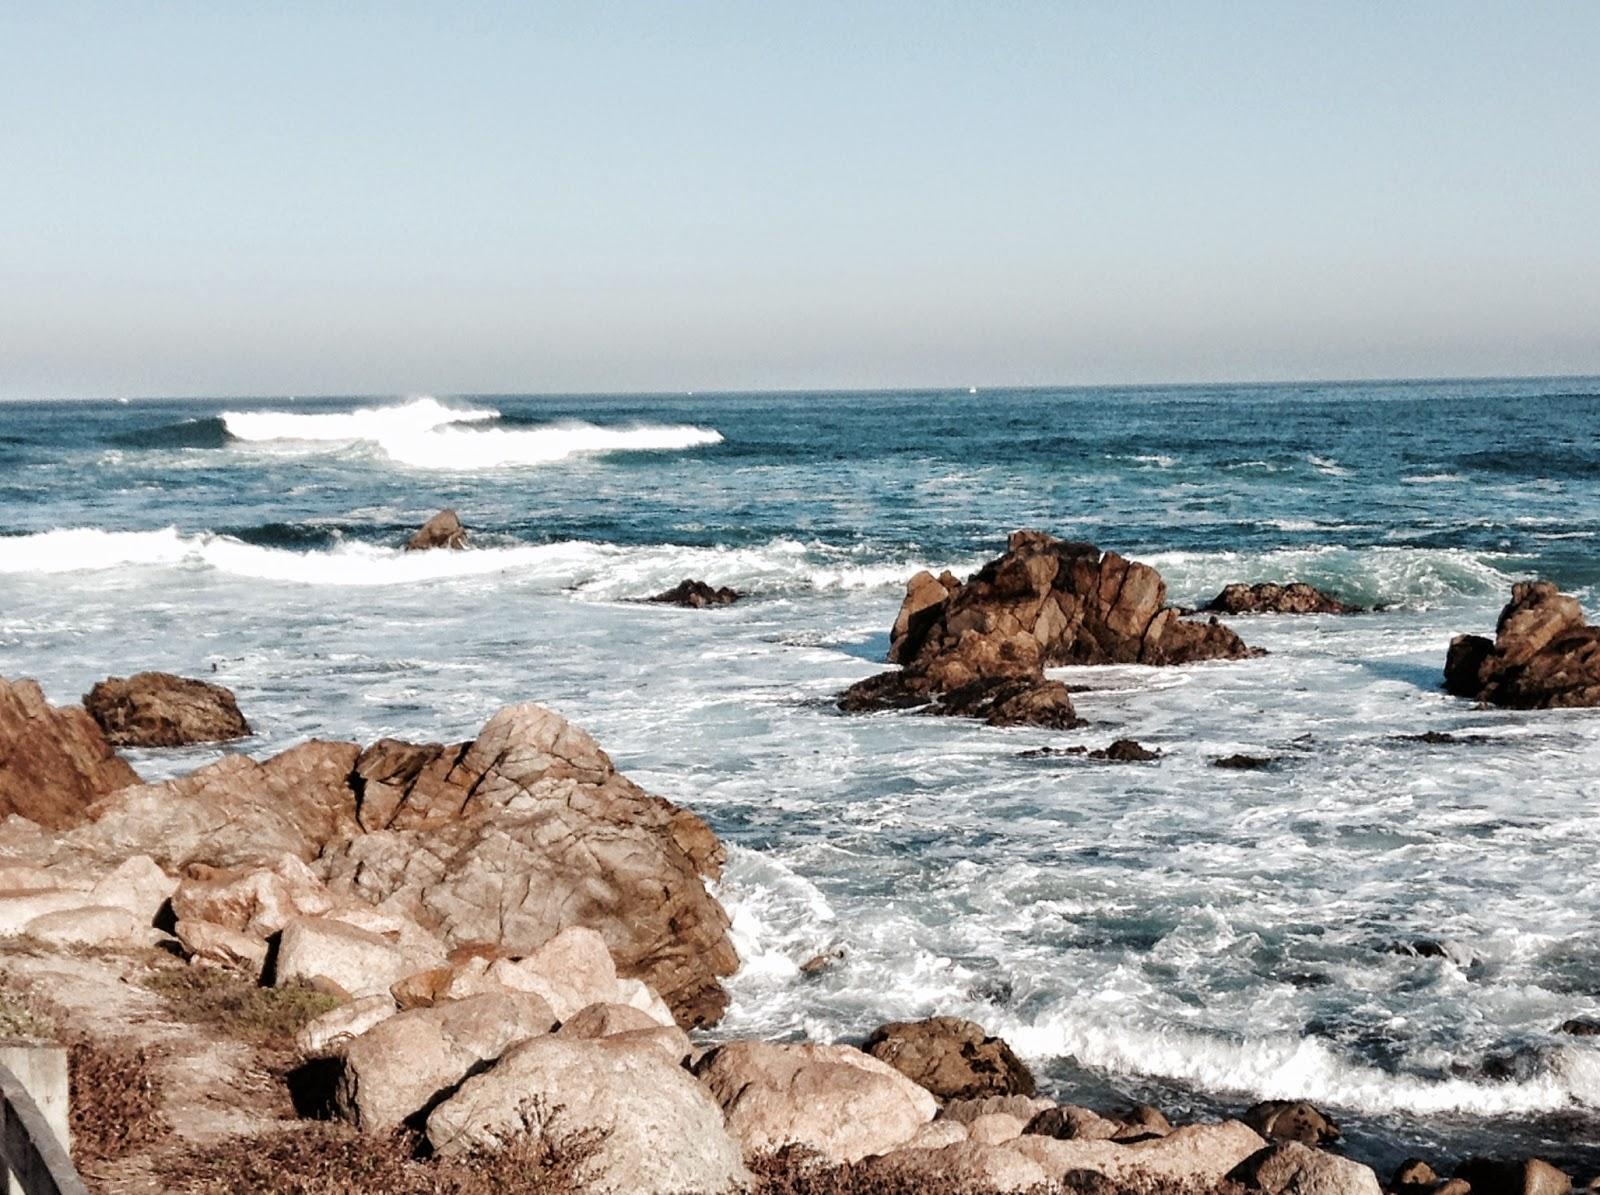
top-left (218, 397), bottom-right (723, 470)
top-left (1307, 454), bottom-right (1351, 477)
top-left (0, 527), bottom-right (955, 594)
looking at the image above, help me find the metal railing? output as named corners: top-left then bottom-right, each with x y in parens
top-left (0, 1060), bottom-right (87, 1195)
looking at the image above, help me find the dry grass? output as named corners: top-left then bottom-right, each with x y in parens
top-left (749, 1148), bottom-right (1247, 1195)
top-left (67, 1033), bottom-right (168, 1164)
top-left (142, 965), bottom-right (341, 1044)
top-left (156, 1119), bottom-right (602, 1194)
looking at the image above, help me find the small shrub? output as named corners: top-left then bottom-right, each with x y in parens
top-left (142, 966), bottom-right (341, 1044)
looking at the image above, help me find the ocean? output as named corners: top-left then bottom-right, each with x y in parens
top-left (4, 378), bottom-right (1600, 1172)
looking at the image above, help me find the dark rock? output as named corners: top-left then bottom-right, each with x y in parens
top-left (1242, 1099), bottom-right (1339, 1146)
top-left (1403, 731), bottom-right (1456, 744)
top-left (1215, 753), bottom-right (1274, 770)
top-left (648, 579), bottom-right (742, 608)
top-left (404, 508), bottom-right (467, 551)
top-left (84, 671), bottom-right (251, 747)
top-left (1206, 582), bottom-right (1359, 615)
top-left (861, 1016), bottom-right (1035, 1100)
top-left (1090, 739), bottom-right (1159, 761)
top-left (0, 675), bottom-right (139, 829)
top-left (1557, 1018), bottom-right (1600, 1036)
top-left (1445, 581), bottom-right (1600, 708)
top-left (842, 530), bottom-right (1260, 728)
top-left (1454, 1157), bottom-right (1572, 1195)
top-left (1388, 939), bottom-right (1477, 967)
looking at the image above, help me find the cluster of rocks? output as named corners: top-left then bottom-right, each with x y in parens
top-left (1446, 580), bottom-right (1600, 709)
top-left (649, 579), bottom-right (743, 608)
top-left (840, 530), bottom-right (1260, 727)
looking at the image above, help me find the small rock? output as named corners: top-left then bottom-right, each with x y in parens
top-left (1558, 1018), bottom-right (1600, 1036)
top-left (647, 579), bottom-right (742, 607)
top-left (295, 995), bottom-right (397, 1056)
top-left (1025, 1104), bottom-right (1123, 1140)
top-left (1215, 753), bottom-right (1275, 770)
top-left (799, 947), bottom-right (845, 976)
top-left (1090, 738), bottom-right (1159, 761)
top-left (862, 1015), bottom-right (1036, 1100)
top-left (486, 926), bottom-right (619, 1020)
top-left (404, 508), bottom-right (467, 551)
top-left (1231, 1140), bottom-right (1382, 1195)
top-left (1206, 582), bottom-right (1358, 616)
top-left (175, 919), bottom-right (270, 976)
top-left (1242, 1100), bottom-right (1340, 1146)
top-left (1393, 1158), bottom-right (1439, 1193)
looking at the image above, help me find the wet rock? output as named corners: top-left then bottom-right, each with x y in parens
top-left (1445, 581), bottom-right (1600, 708)
top-left (427, 1034), bottom-right (749, 1194)
top-left (1232, 1140), bottom-right (1382, 1195)
top-left (317, 703), bottom-right (737, 1028)
top-left (404, 508), bottom-right (467, 551)
top-left (1242, 1100), bottom-right (1340, 1146)
top-left (331, 990), bottom-right (556, 1131)
top-left (799, 946), bottom-right (845, 976)
top-left (1216, 753), bottom-right (1275, 770)
top-left (695, 1040), bottom-right (937, 1163)
top-left (1393, 1158), bottom-right (1439, 1194)
top-left (1388, 939), bottom-right (1478, 967)
top-left (1206, 582), bottom-right (1359, 616)
top-left (83, 671), bottom-right (251, 747)
top-left (862, 1016), bottom-right (1036, 1100)
top-left (0, 675), bottom-right (139, 829)
top-left (842, 531), bottom-right (1259, 728)
top-left (647, 579), bottom-right (742, 607)
top-left (1557, 1018), bottom-right (1600, 1036)
top-left (1454, 1157), bottom-right (1573, 1195)
top-left (1090, 738), bottom-right (1159, 761)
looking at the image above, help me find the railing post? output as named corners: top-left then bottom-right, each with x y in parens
top-left (0, 1039), bottom-right (87, 1195)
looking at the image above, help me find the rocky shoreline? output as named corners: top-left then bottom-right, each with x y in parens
top-left (5, 534), bottom-right (1600, 1191)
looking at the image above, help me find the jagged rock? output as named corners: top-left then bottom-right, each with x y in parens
top-left (863, 1141), bottom-right (1049, 1192)
top-left (862, 1016), bottom-right (1035, 1100)
top-left (1454, 1157), bottom-right (1572, 1195)
top-left (842, 532), bottom-right (1258, 727)
top-left (1242, 1100), bottom-right (1340, 1146)
top-left (404, 508), bottom-right (467, 551)
top-left (317, 703), bottom-right (737, 1027)
top-left (332, 991), bottom-right (556, 1131)
top-left (83, 671), bottom-right (251, 747)
top-left (171, 854), bottom-right (336, 938)
top-left (0, 675), bottom-right (139, 829)
top-left (695, 1040), bottom-right (937, 1163)
top-left (647, 579), bottom-right (742, 607)
top-left (46, 740), bottom-right (361, 871)
top-left (1007, 1120), bottom-right (1267, 1184)
top-left (427, 1034), bottom-right (749, 1194)
top-left (1216, 753), bottom-right (1275, 770)
top-left (1232, 1141), bottom-right (1382, 1195)
top-left (1206, 582), bottom-right (1358, 615)
top-left (1445, 581), bottom-right (1600, 708)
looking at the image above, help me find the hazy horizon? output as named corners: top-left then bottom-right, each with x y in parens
top-left (3, 2), bottom-right (1598, 401)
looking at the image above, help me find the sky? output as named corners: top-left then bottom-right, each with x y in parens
top-left (2, 2), bottom-right (1598, 400)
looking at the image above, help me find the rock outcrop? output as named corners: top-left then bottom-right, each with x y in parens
top-left (316, 703), bottom-right (738, 1027)
top-left (83, 671), bottom-right (251, 747)
top-left (404, 508), bottom-right (468, 551)
top-left (1445, 581), bottom-right (1600, 708)
top-left (0, 676), bottom-right (139, 829)
top-left (862, 1017), bottom-right (1035, 1101)
top-left (647, 579), bottom-right (742, 607)
top-left (841, 532), bottom-right (1258, 726)
top-left (1206, 582), bottom-right (1358, 615)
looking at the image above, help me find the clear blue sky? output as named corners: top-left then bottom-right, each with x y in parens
top-left (3, 2), bottom-right (1598, 399)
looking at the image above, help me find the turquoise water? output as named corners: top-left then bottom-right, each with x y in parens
top-left (4, 378), bottom-right (1600, 1170)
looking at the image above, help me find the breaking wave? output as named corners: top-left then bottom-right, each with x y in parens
top-left (213, 397), bottom-right (723, 469)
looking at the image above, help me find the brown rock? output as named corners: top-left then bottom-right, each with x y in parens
top-left (842, 531), bottom-right (1259, 727)
top-left (0, 675), bottom-right (139, 829)
top-left (1232, 1141), bottom-right (1382, 1195)
top-left (1091, 738), bottom-right (1159, 761)
top-left (1557, 1018), bottom-right (1600, 1036)
top-left (170, 854), bottom-right (336, 938)
top-left (647, 579), bottom-right (742, 607)
top-left (317, 703), bottom-right (737, 1027)
top-left (175, 919), bottom-right (271, 976)
top-left (1024, 1104), bottom-right (1123, 1140)
top-left (1455, 1158), bottom-right (1573, 1195)
top-left (863, 1141), bottom-right (1049, 1192)
top-left (404, 508), bottom-right (467, 551)
top-left (1242, 1099), bottom-right (1340, 1145)
top-left (1008, 1120), bottom-right (1267, 1184)
top-left (695, 1040), bottom-right (937, 1163)
top-left (1445, 581), bottom-right (1600, 708)
top-left (1206, 582), bottom-right (1358, 615)
top-left (862, 1016), bottom-right (1035, 1100)
top-left (83, 671), bottom-right (251, 747)
top-left (941, 1094), bottom-right (1056, 1125)
top-left (1393, 1158), bottom-right (1439, 1193)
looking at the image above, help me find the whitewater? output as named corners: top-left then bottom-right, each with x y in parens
top-left (5, 379), bottom-right (1600, 1172)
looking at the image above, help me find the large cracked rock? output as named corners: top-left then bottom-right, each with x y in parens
top-left (1445, 581), bottom-right (1600, 708)
top-left (841, 532), bottom-right (1258, 726)
top-left (0, 676), bottom-right (139, 829)
top-left (316, 703), bottom-right (738, 1027)
top-left (83, 671), bottom-right (251, 747)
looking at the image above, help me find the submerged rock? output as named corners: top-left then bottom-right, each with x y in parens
top-left (647, 578), bottom-right (742, 607)
top-left (0, 675), bottom-right (140, 829)
top-left (84, 671), bottom-right (251, 747)
top-left (1445, 581), bottom-right (1600, 708)
top-left (862, 1016), bottom-right (1035, 1100)
top-left (1215, 753), bottom-right (1275, 770)
top-left (404, 508), bottom-right (467, 551)
top-left (1206, 582), bottom-right (1358, 615)
top-left (842, 531), bottom-right (1259, 728)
